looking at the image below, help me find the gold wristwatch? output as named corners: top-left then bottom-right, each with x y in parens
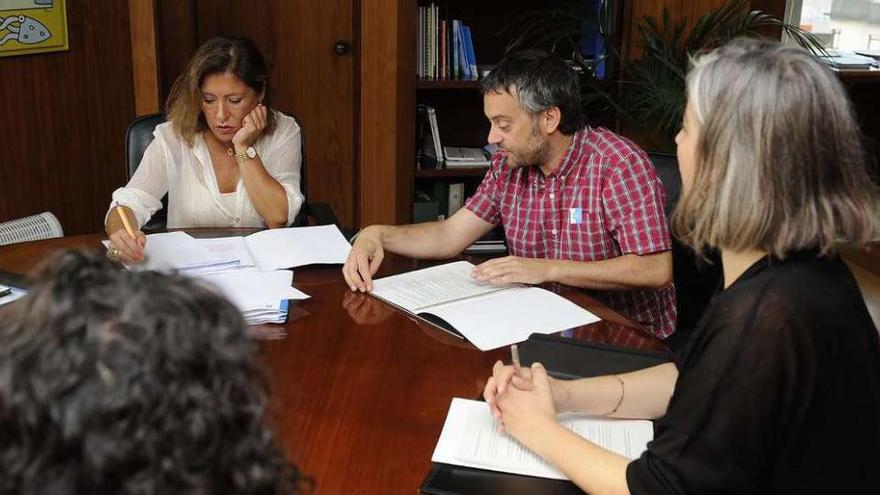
top-left (232, 145), bottom-right (258, 163)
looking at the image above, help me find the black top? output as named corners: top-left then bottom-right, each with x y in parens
top-left (627, 252), bottom-right (880, 494)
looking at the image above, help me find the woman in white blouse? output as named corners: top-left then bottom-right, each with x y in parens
top-left (105, 36), bottom-right (303, 263)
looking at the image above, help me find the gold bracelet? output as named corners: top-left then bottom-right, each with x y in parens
top-left (606, 375), bottom-right (625, 416)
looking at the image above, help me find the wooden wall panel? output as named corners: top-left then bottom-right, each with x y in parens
top-left (155, 0), bottom-right (199, 105)
top-left (129, 0), bottom-right (160, 116)
top-left (360, 0), bottom-right (414, 226)
top-left (0, 2), bottom-right (135, 235)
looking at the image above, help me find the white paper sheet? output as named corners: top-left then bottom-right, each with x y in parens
top-left (103, 232), bottom-right (240, 273)
top-left (196, 237), bottom-right (257, 271)
top-left (432, 398), bottom-right (653, 480)
top-left (196, 270), bottom-right (309, 325)
top-left (244, 224), bottom-right (352, 270)
top-left (197, 270), bottom-right (309, 309)
top-left (424, 287), bottom-right (599, 351)
top-left (371, 261), bottom-right (513, 311)
top-left (0, 285), bottom-right (27, 307)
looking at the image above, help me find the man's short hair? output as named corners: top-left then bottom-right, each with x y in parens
top-left (481, 49), bottom-right (586, 134)
top-left (0, 250), bottom-right (302, 494)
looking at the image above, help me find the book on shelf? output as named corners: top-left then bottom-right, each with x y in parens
top-left (417, 3), bottom-right (478, 81)
top-left (417, 104), bottom-right (444, 168)
top-left (462, 24), bottom-right (478, 80)
top-left (443, 146), bottom-right (490, 167)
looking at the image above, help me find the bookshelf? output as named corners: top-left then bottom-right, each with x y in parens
top-left (407, 0), bottom-right (625, 224)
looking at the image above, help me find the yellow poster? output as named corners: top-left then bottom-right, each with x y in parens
top-left (0, 0), bottom-right (67, 58)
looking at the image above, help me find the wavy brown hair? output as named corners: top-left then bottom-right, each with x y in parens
top-left (673, 38), bottom-right (879, 259)
top-left (166, 35), bottom-right (277, 146)
top-left (0, 250), bottom-right (305, 494)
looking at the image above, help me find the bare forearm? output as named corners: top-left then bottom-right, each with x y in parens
top-left (528, 422), bottom-right (631, 495)
top-left (364, 209), bottom-right (493, 259)
top-left (105, 206), bottom-right (137, 235)
top-left (548, 252), bottom-right (672, 290)
top-left (365, 222), bottom-right (464, 259)
top-left (239, 158), bottom-right (289, 228)
top-left (558, 363), bottom-right (678, 420)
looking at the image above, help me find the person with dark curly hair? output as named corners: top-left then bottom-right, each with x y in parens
top-left (0, 250), bottom-right (304, 494)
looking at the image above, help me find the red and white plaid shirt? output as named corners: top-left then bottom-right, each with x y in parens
top-left (465, 127), bottom-right (677, 338)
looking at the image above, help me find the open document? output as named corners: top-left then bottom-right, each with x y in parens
top-left (432, 398), bottom-right (653, 480)
top-left (195, 224), bottom-right (352, 271)
top-left (105, 225), bottom-right (351, 274)
top-left (370, 261), bottom-right (599, 350)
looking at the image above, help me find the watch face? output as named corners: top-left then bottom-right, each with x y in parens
top-left (246, 146), bottom-right (257, 159)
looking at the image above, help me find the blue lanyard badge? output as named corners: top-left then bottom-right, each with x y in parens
top-left (569, 207), bottom-right (583, 225)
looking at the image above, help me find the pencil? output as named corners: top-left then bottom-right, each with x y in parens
top-left (510, 344), bottom-right (522, 375)
top-left (115, 206), bottom-right (136, 238)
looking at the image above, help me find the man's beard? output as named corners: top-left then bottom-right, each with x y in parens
top-left (506, 127), bottom-right (551, 169)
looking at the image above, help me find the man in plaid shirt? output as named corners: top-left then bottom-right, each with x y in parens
top-left (344, 50), bottom-right (676, 338)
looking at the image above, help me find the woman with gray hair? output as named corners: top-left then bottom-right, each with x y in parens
top-left (483, 38), bottom-right (880, 494)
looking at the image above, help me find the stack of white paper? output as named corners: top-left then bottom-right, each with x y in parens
top-left (104, 225), bottom-right (353, 324)
top-left (432, 398), bottom-right (653, 480)
top-left (104, 231), bottom-right (241, 274)
top-left (196, 270), bottom-right (310, 324)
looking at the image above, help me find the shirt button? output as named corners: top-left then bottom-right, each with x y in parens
top-left (549, 193), bottom-right (555, 199)
top-left (551, 229), bottom-right (558, 236)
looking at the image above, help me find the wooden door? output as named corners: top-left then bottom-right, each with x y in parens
top-left (157, 0), bottom-right (358, 227)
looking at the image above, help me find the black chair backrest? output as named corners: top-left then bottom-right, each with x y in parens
top-left (285, 111), bottom-right (308, 227)
top-left (647, 151), bottom-right (681, 218)
top-left (124, 111), bottom-right (308, 229)
top-left (125, 113), bottom-right (168, 232)
top-left (647, 152), bottom-right (722, 350)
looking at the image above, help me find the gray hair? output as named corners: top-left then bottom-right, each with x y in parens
top-left (480, 50), bottom-right (586, 134)
top-left (673, 38), bottom-right (879, 258)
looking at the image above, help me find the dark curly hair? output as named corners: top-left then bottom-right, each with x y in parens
top-left (0, 250), bottom-right (302, 494)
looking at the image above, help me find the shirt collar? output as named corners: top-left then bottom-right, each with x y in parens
top-left (529, 126), bottom-right (590, 183)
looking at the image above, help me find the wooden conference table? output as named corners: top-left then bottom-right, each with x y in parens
top-left (0, 231), bottom-right (668, 494)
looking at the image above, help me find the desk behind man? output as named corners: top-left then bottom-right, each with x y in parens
top-left (344, 50), bottom-right (676, 338)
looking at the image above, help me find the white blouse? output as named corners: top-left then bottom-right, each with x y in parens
top-left (108, 111), bottom-right (304, 229)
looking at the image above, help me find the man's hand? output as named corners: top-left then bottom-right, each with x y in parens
top-left (342, 290), bottom-right (394, 325)
top-left (342, 228), bottom-right (385, 292)
top-left (471, 256), bottom-right (556, 285)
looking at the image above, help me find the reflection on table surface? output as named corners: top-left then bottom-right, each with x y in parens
top-left (0, 232), bottom-right (670, 493)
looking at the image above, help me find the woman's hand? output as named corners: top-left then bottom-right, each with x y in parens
top-left (484, 360), bottom-right (534, 418)
top-left (232, 103), bottom-right (268, 148)
top-left (108, 228), bottom-right (147, 263)
top-left (484, 360), bottom-right (569, 419)
top-left (495, 362), bottom-right (559, 443)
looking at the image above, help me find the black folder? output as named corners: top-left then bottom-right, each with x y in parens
top-left (420, 333), bottom-right (672, 495)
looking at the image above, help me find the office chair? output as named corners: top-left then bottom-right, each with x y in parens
top-left (647, 152), bottom-right (722, 351)
top-left (124, 111), bottom-right (338, 232)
